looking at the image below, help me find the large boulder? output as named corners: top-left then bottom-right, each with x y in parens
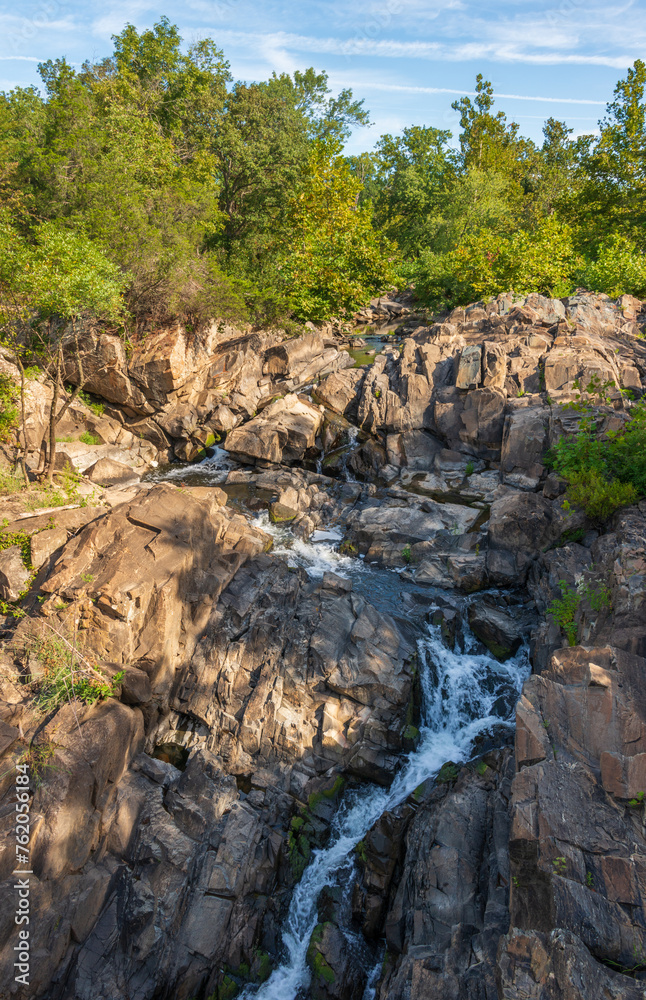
top-left (487, 492), bottom-right (558, 585)
top-left (224, 393), bottom-right (324, 464)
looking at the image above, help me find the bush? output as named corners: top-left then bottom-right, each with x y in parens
top-left (0, 373), bottom-right (18, 443)
top-left (579, 235), bottom-right (646, 298)
top-left (410, 216), bottom-right (579, 309)
top-left (550, 379), bottom-right (646, 522)
top-left (564, 469), bottom-right (637, 523)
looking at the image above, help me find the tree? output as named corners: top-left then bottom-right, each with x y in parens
top-left (577, 60), bottom-right (646, 245)
top-left (275, 143), bottom-right (399, 320)
top-left (367, 126), bottom-right (455, 256)
top-left (0, 215), bottom-right (128, 480)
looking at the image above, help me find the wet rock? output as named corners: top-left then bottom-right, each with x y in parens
top-left (353, 805), bottom-right (411, 938)
top-left (307, 921), bottom-right (366, 1000)
top-left (467, 596), bottom-right (535, 660)
top-left (379, 750), bottom-right (514, 1000)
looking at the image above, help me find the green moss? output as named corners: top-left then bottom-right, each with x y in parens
top-left (354, 839), bottom-right (368, 863)
top-left (269, 503), bottom-right (298, 523)
top-left (306, 924), bottom-right (336, 986)
top-left (403, 724), bottom-right (419, 740)
top-left (437, 761), bottom-right (460, 784)
top-left (339, 540), bottom-right (358, 556)
top-left (217, 975), bottom-right (238, 1000)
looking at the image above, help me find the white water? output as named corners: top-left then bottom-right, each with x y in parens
top-left (147, 446), bottom-right (233, 483)
top-left (256, 513), bottom-right (365, 581)
top-left (240, 625), bottom-right (529, 1000)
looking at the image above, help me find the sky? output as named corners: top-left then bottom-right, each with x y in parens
top-left (1, 0), bottom-right (645, 154)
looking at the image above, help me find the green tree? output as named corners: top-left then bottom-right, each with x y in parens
top-left (276, 144), bottom-right (399, 320)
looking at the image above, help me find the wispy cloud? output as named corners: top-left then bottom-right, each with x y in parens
top-left (346, 80), bottom-right (607, 105)
top-left (210, 29), bottom-right (638, 69)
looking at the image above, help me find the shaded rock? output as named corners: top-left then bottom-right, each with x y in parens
top-left (307, 921), bottom-right (366, 1000)
top-left (379, 750), bottom-right (514, 1000)
top-left (0, 545), bottom-right (30, 601)
top-left (468, 596), bottom-right (534, 660)
top-left (487, 492), bottom-right (557, 585)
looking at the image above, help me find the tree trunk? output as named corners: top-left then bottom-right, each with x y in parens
top-left (44, 347), bottom-right (63, 482)
top-left (16, 357), bottom-right (29, 488)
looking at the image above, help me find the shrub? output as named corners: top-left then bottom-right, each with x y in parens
top-left (79, 431), bottom-right (101, 446)
top-left (0, 373), bottom-right (18, 443)
top-left (579, 235), bottom-right (646, 298)
top-left (564, 469), bottom-right (637, 524)
top-left (548, 580), bottom-right (580, 646)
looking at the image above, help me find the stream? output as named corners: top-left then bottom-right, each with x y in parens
top-left (237, 517), bottom-right (529, 1000)
top-left (152, 451), bottom-right (530, 1000)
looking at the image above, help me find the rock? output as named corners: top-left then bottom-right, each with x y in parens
top-left (30, 526), bottom-right (69, 570)
top-left (0, 545), bottom-right (30, 601)
top-left (487, 492), bottom-right (557, 585)
top-left (455, 344), bottom-right (482, 389)
top-left (467, 596), bottom-right (534, 660)
top-left (379, 751), bottom-right (514, 1000)
top-left (265, 332), bottom-right (326, 376)
top-left (504, 645), bottom-right (646, 988)
top-left (307, 921), bottom-right (366, 1000)
top-left (224, 393), bottom-right (324, 464)
top-left (85, 457), bottom-right (140, 485)
top-left (501, 405), bottom-right (549, 489)
top-left (315, 369), bottom-right (365, 418)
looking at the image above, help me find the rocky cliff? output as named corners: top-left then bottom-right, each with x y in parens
top-left (1, 290), bottom-right (645, 1000)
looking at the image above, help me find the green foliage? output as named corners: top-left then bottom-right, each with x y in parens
top-left (19, 622), bottom-right (124, 712)
top-left (276, 143), bottom-right (399, 320)
top-left (78, 390), bottom-right (105, 416)
top-left (0, 524), bottom-right (33, 567)
top-left (402, 543), bottom-right (412, 564)
top-left (549, 377), bottom-right (646, 522)
top-left (547, 580), bottom-right (581, 646)
top-left (465, 461), bottom-right (475, 476)
top-left (79, 431), bottom-right (101, 446)
top-left (410, 215), bottom-right (580, 309)
top-left (564, 469), bottom-right (637, 524)
top-left (0, 373), bottom-right (18, 442)
top-left (579, 235), bottom-right (646, 297)
top-left (629, 791), bottom-right (646, 807)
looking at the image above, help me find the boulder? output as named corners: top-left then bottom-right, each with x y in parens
top-left (224, 393), bottom-right (324, 464)
top-left (85, 457), bottom-right (140, 485)
top-left (467, 595), bottom-right (534, 660)
top-left (315, 369), bottom-right (365, 418)
top-left (0, 545), bottom-right (30, 601)
top-left (487, 491), bottom-right (557, 585)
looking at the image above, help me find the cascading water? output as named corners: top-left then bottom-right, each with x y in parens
top-left (240, 619), bottom-right (529, 1000)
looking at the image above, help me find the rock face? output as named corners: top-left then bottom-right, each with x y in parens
top-left (499, 644), bottom-right (646, 998)
top-left (0, 483), bottom-right (417, 1000)
top-left (377, 752), bottom-right (514, 1000)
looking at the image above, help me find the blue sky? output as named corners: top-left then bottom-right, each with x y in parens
top-left (1, 0), bottom-right (644, 153)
